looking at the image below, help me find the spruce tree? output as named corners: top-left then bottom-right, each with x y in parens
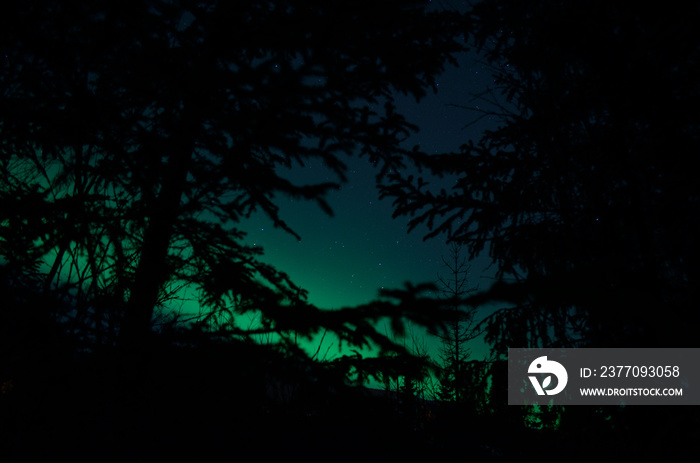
top-left (434, 242), bottom-right (478, 403)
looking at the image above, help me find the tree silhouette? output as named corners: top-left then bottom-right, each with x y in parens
top-left (0, 1), bottom-right (463, 358)
top-left (377, 322), bottom-right (435, 401)
top-left (433, 242), bottom-right (478, 403)
top-left (380, 0), bottom-right (700, 351)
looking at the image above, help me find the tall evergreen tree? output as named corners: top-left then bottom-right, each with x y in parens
top-left (378, 5), bottom-right (700, 457)
top-left (380, 0), bottom-right (700, 351)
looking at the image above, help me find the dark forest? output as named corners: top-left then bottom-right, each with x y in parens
top-left (1, 1), bottom-right (699, 461)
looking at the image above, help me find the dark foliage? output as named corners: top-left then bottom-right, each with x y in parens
top-left (0, 0), bottom-right (462, 354)
top-left (381, 0), bottom-right (700, 350)
top-left (4, 1), bottom-right (700, 459)
top-left (377, 1), bottom-right (700, 458)
top-left (0, 2), bottom-right (469, 458)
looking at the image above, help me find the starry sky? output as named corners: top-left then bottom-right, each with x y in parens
top-left (237, 48), bottom-right (503, 359)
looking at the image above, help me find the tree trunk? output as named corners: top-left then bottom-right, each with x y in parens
top-left (118, 115), bottom-right (197, 355)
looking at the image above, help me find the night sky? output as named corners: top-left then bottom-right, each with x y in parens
top-left (233, 49), bottom-right (502, 359)
top-left (5, 3), bottom-right (700, 459)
